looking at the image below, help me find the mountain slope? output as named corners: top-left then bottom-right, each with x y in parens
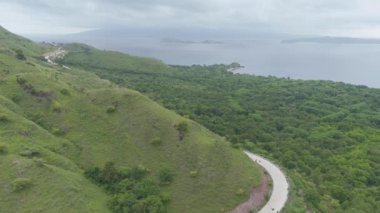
top-left (58, 43), bottom-right (380, 212)
top-left (0, 26), bottom-right (49, 56)
top-left (0, 27), bottom-right (261, 212)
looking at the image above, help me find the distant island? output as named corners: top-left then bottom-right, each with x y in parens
top-left (161, 38), bottom-right (223, 44)
top-left (282, 36), bottom-right (380, 44)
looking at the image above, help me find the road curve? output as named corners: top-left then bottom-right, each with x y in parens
top-left (244, 151), bottom-right (289, 213)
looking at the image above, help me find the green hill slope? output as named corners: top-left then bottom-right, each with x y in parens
top-left (0, 27), bottom-right (261, 213)
top-left (58, 44), bottom-right (380, 212)
top-left (0, 26), bottom-right (49, 56)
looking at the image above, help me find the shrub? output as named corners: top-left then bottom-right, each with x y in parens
top-left (85, 163), bottom-right (168, 213)
top-left (19, 148), bottom-right (40, 157)
top-left (15, 49), bottom-right (26, 60)
top-left (84, 167), bottom-right (102, 182)
top-left (189, 170), bottom-right (198, 178)
top-left (52, 101), bottom-right (63, 112)
top-left (132, 179), bottom-right (160, 199)
top-left (12, 178), bottom-right (32, 192)
top-left (27, 112), bottom-right (45, 127)
top-left (0, 114), bottom-right (9, 122)
top-left (107, 106), bottom-right (117, 113)
top-left (0, 143), bottom-right (7, 154)
top-left (150, 137), bottom-right (162, 146)
top-left (160, 192), bottom-right (171, 204)
top-left (34, 158), bottom-right (46, 167)
top-left (100, 162), bottom-right (122, 185)
top-left (174, 120), bottom-right (189, 140)
top-left (52, 128), bottom-right (65, 136)
top-left (108, 192), bottom-right (138, 212)
top-left (131, 195), bottom-right (164, 213)
top-left (60, 88), bottom-right (70, 96)
top-left (158, 167), bottom-right (175, 185)
top-left (11, 95), bottom-right (21, 103)
top-left (128, 165), bottom-right (150, 181)
top-left (16, 76), bottom-right (27, 85)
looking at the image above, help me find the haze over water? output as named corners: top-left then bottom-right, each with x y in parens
top-left (54, 36), bottom-right (380, 88)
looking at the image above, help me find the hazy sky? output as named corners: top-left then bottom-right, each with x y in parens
top-left (1, 0), bottom-right (380, 37)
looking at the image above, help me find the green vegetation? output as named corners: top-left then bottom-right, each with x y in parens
top-left (0, 25), bottom-right (49, 56)
top-left (12, 178), bottom-right (32, 192)
top-left (85, 163), bottom-right (168, 213)
top-left (0, 142), bottom-right (7, 154)
top-left (150, 137), bottom-right (163, 146)
top-left (0, 26), bottom-right (260, 213)
top-left (15, 49), bottom-right (26, 60)
top-left (174, 120), bottom-right (189, 140)
top-left (60, 45), bottom-right (380, 212)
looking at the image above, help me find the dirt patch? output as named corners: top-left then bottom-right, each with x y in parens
top-left (43, 47), bottom-right (67, 64)
top-left (227, 174), bottom-right (270, 213)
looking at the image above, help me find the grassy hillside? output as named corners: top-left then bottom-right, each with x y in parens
top-left (0, 27), bottom-right (261, 212)
top-left (59, 46), bottom-right (380, 212)
top-left (0, 26), bottom-right (49, 56)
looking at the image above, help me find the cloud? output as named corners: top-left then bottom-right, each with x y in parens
top-left (1, 0), bottom-right (380, 37)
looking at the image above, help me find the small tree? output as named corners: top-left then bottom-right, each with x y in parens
top-left (15, 49), bottom-right (26, 60)
top-left (175, 120), bottom-right (189, 140)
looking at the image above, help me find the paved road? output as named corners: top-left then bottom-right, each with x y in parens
top-left (244, 151), bottom-right (289, 213)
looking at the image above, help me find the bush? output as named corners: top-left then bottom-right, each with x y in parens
top-left (28, 112), bottom-right (45, 127)
top-left (160, 192), bottom-right (171, 204)
top-left (131, 195), bottom-right (165, 213)
top-left (52, 128), bottom-right (66, 136)
top-left (60, 88), bottom-right (70, 96)
top-left (15, 49), bottom-right (26, 60)
top-left (52, 101), bottom-right (63, 112)
top-left (11, 95), bottom-right (21, 103)
top-left (0, 143), bottom-right (7, 154)
top-left (108, 192), bottom-right (138, 212)
top-left (19, 148), bottom-right (40, 157)
top-left (174, 120), bottom-right (189, 140)
top-left (85, 163), bottom-right (168, 213)
top-left (158, 167), bottom-right (175, 185)
top-left (107, 106), bottom-right (117, 113)
top-left (34, 158), bottom-right (46, 167)
top-left (16, 76), bottom-right (27, 85)
top-left (189, 170), bottom-right (198, 178)
top-left (12, 178), bottom-right (32, 192)
top-left (0, 114), bottom-right (9, 122)
top-left (128, 165), bottom-right (150, 181)
top-left (150, 137), bottom-right (162, 146)
top-left (100, 162), bottom-right (122, 185)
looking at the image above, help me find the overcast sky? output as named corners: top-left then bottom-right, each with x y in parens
top-left (1, 0), bottom-right (380, 37)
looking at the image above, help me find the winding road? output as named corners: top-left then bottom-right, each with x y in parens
top-left (244, 151), bottom-right (289, 213)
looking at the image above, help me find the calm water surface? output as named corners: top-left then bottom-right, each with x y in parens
top-left (35, 36), bottom-right (380, 88)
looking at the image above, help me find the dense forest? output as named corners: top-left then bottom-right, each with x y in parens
top-left (60, 49), bottom-right (380, 213)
